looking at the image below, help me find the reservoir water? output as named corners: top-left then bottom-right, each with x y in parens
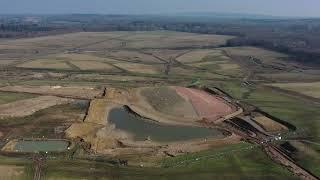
top-left (108, 107), bottom-right (225, 142)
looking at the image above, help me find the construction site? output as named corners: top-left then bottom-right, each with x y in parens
top-left (0, 83), bottom-right (316, 179)
top-left (0, 31), bottom-right (319, 179)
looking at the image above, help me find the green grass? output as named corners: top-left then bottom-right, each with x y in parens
top-left (298, 158), bottom-right (320, 178)
top-left (0, 155), bottom-right (33, 180)
top-left (0, 155), bottom-right (30, 165)
top-left (0, 142), bottom-right (296, 179)
top-left (216, 81), bottom-right (320, 177)
top-left (291, 142), bottom-right (320, 177)
top-left (39, 142), bottom-right (296, 180)
top-left (194, 55), bottom-right (244, 78)
top-left (213, 81), bottom-right (250, 100)
top-left (216, 82), bottom-right (320, 141)
top-left (245, 87), bottom-right (320, 142)
top-left (201, 55), bottom-right (228, 63)
top-left (0, 91), bottom-right (36, 105)
top-left (159, 142), bottom-right (296, 180)
top-left (0, 103), bottom-right (85, 138)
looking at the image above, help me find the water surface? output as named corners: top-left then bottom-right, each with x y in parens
top-left (108, 107), bottom-right (225, 142)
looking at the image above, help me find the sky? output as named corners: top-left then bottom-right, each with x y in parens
top-left (1, 0), bottom-right (319, 17)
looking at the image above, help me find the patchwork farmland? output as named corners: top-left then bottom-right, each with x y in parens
top-left (0, 31), bottom-right (319, 180)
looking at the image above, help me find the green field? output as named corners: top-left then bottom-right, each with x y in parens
top-left (215, 81), bottom-right (320, 176)
top-left (0, 91), bottom-right (36, 105)
top-left (217, 81), bottom-right (320, 142)
top-left (0, 102), bottom-right (86, 138)
top-left (4, 143), bottom-right (291, 180)
top-left (0, 31), bottom-right (319, 179)
top-left (0, 155), bottom-right (33, 180)
top-left (270, 82), bottom-right (320, 98)
top-left (246, 88), bottom-right (320, 142)
top-left (160, 142), bottom-right (296, 179)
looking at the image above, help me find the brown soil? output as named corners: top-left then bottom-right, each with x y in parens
top-left (158, 133), bottom-right (241, 156)
top-left (176, 49), bottom-right (219, 63)
top-left (143, 49), bottom-right (188, 62)
top-left (100, 87), bottom-right (242, 126)
top-left (66, 86), bottom-right (241, 165)
top-left (0, 165), bottom-right (24, 179)
top-left (175, 87), bottom-right (238, 122)
top-left (141, 87), bottom-right (198, 119)
top-left (108, 50), bottom-right (162, 64)
top-left (113, 63), bottom-right (161, 74)
top-left (0, 85), bottom-right (103, 99)
top-left (130, 88), bottom-right (199, 126)
top-left (66, 101), bottom-right (132, 150)
top-left (84, 99), bottom-right (111, 124)
top-left (290, 141), bottom-right (319, 157)
top-left (251, 112), bottom-right (288, 132)
top-left (1, 139), bottom-right (18, 151)
top-left (68, 60), bottom-right (116, 70)
top-left (0, 96), bottom-right (72, 118)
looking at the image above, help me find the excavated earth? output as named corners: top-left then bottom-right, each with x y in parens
top-left (66, 86), bottom-right (243, 165)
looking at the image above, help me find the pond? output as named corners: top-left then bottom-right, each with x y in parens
top-left (14, 140), bottom-right (69, 153)
top-left (108, 107), bottom-right (225, 142)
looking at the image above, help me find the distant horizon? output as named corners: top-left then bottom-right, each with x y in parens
top-left (0, 11), bottom-right (319, 20)
top-left (1, 0), bottom-right (319, 18)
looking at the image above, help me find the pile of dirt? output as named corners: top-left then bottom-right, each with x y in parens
top-left (137, 87), bottom-right (241, 124)
top-left (65, 101), bottom-right (133, 151)
top-left (175, 87), bottom-right (238, 122)
top-left (140, 87), bottom-right (198, 118)
top-left (84, 99), bottom-right (110, 124)
top-left (65, 86), bottom-right (242, 165)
